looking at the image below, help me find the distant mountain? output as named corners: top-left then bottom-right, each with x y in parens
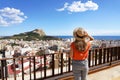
top-left (0, 29), bottom-right (61, 41)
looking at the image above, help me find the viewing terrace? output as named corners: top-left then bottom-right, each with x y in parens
top-left (0, 46), bottom-right (120, 80)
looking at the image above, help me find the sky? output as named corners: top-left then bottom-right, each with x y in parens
top-left (0, 0), bottom-right (120, 36)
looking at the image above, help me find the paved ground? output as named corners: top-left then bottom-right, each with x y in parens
top-left (88, 65), bottom-right (120, 80)
top-left (113, 76), bottom-right (120, 80)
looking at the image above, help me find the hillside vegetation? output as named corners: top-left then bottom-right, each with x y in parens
top-left (0, 29), bottom-right (61, 41)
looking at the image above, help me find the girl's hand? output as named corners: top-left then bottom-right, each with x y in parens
top-left (84, 31), bottom-right (88, 36)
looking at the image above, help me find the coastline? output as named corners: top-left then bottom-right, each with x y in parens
top-left (55, 35), bottom-right (120, 40)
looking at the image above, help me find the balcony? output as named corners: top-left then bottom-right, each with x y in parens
top-left (0, 46), bottom-right (120, 80)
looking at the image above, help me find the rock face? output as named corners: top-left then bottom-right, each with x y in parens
top-left (32, 29), bottom-right (46, 36)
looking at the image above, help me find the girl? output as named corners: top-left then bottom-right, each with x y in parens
top-left (70, 27), bottom-right (94, 80)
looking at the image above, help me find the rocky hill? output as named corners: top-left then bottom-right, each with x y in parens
top-left (32, 29), bottom-right (46, 36)
top-left (0, 29), bottom-right (60, 41)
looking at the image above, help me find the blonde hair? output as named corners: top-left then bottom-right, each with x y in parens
top-left (73, 27), bottom-right (86, 52)
top-left (74, 39), bottom-right (87, 52)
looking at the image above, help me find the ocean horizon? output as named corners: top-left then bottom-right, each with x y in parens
top-left (54, 35), bottom-right (120, 40)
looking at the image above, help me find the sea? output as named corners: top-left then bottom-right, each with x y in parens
top-left (54, 36), bottom-right (120, 40)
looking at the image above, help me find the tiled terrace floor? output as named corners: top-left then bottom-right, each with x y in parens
top-left (88, 65), bottom-right (120, 80)
top-left (113, 76), bottom-right (120, 80)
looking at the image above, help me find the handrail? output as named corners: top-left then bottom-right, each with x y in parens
top-left (0, 46), bottom-right (120, 80)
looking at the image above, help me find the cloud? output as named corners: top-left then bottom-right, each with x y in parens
top-left (57, 1), bottom-right (99, 13)
top-left (57, 3), bottom-right (69, 11)
top-left (0, 7), bottom-right (27, 26)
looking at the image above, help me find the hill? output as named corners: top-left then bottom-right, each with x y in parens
top-left (0, 29), bottom-right (61, 41)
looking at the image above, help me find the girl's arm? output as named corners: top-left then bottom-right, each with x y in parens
top-left (69, 48), bottom-right (73, 59)
top-left (84, 31), bottom-right (94, 41)
top-left (88, 35), bottom-right (94, 41)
